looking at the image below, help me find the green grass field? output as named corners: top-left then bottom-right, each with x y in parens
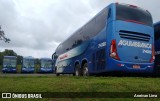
top-left (0, 76), bottom-right (160, 101)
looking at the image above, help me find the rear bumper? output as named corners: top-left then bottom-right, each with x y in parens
top-left (108, 58), bottom-right (154, 73)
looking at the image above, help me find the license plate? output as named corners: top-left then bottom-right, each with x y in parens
top-left (133, 65), bottom-right (140, 69)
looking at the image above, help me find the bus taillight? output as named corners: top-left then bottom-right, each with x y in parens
top-left (110, 39), bottom-right (120, 60)
top-left (150, 44), bottom-right (155, 63)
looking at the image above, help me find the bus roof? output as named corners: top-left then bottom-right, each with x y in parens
top-left (23, 56), bottom-right (34, 59)
top-left (40, 58), bottom-right (52, 60)
top-left (154, 21), bottom-right (160, 26)
top-left (4, 56), bottom-right (17, 58)
top-left (55, 2), bottom-right (149, 51)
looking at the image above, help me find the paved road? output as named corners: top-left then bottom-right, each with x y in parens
top-left (0, 73), bottom-right (56, 77)
top-left (0, 73), bottom-right (74, 77)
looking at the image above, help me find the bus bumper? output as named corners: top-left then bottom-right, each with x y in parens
top-left (21, 68), bottom-right (35, 73)
top-left (39, 68), bottom-right (53, 73)
top-left (2, 68), bottom-right (17, 73)
top-left (108, 59), bottom-right (154, 73)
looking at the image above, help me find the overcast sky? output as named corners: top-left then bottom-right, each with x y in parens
top-left (0, 0), bottom-right (159, 58)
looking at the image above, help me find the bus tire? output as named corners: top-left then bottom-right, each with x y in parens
top-left (56, 73), bottom-right (60, 76)
top-left (74, 64), bottom-right (81, 76)
top-left (82, 63), bottom-right (89, 76)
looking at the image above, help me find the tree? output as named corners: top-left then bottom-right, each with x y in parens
top-left (0, 49), bottom-right (23, 65)
top-left (0, 26), bottom-right (10, 43)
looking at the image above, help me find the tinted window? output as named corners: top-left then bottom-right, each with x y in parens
top-left (96, 9), bottom-right (107, 34)
top-left (56, 8), bottom-right (108, 54)
top-left (83, 8), bottom-right (107, 40)
top-left (116, 4), bottom-right (153, 26)
top-left (154, 24), bottom-right (160, 40)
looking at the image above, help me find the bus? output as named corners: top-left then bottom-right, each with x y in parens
top-left (21, 56), bottom-right (35, 73)
top-left (2, 56), bottom-right (17, 73)
top-left (154, 21), bottom-right (160, 74)
top-left (39, 58), bottom-right (54, 73)
top-left (52, 3), bottom-right (154, 76)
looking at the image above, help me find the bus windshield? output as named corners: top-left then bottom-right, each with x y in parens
top-left (154, 24), bottom-right (160, 40)
top-left (3, 58), bottom-right (17, 67)
top-left (116, 4), bottom-right (153, 26)
top-left (41, 60), bottom-right (52, 68)
top-left (23, 59), bottom-right (34, 68)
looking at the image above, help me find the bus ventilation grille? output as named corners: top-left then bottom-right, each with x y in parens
top-left (95, 49), bottom-right (106, 71)
top-left (119, 30), bottom-right (150, 42)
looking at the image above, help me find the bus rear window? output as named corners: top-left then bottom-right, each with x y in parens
top-left (116, 4), bottom-right (153, 26)
top-left (154, 25), bottom-right (160, 40)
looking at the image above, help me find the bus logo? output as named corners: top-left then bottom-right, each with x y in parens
top-left (2, 93), bottom-right (11, 98)
top-left (118, 40), bottom-right (151, 49)
top-left (60, 54), bottom-right (68, 60)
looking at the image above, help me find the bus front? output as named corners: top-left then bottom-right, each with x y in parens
top-left (108, 3), bottom-right (154, 73)
top-left (21, 58), bottom-right (35, 73)
top-left (154, 22), bottom-right (160, 74)
top-left (39, 58), bottom-right (53, 73)
top-left (2, 56), bottom-right (17, 73)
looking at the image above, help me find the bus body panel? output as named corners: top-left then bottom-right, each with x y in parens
top-left (115, 21), bottom-right (153, 63)
top-left (56, 41), bottom-right (90, 73)
top-left (2, 56), bottom-right (17, 73)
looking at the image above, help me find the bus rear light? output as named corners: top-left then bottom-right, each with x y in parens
top-left (117, 64), bottom-right (124, 67)
top-left (150, 44), bottom-right (155, 63)
top-left (110, 39), bottom-right (120, 60)
top-left (125, 20), bottom-right (144, 24)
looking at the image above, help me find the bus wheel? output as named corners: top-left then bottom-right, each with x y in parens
top-left (74, 64), bottom-right (81, 76)
top-left (56, 73), bottom-right (60, 76)
top-left (83, 63), bottom-right (89, 76)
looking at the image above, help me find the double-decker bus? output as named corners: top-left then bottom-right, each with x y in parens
top-left (2, 56), bottom-right (17, 73)
top-left (21, 56), bottom-right (35, 73)
top-left (52, 3), bottom-right (154, 76)
top-left (39, 58), bottom-right (54, 73)
top-left (154, 21), bottom-right (160, 74)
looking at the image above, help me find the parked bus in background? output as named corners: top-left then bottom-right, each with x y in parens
top-left (52, 3), bottom-right (154, 76)
top-left (21, 56), bottom-right (35, 73)
top-left (39, 58), bottom-right (54, 73)
top-left (2, 56), bottom-right (17, 73)
top-left (154, 21), bottom-right (160, 74)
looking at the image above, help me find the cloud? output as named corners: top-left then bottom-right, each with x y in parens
top-left (0, 0), bottom-right (159, 58)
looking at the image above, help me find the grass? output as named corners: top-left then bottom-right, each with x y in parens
top-left (0, 76), bottom-right (160, 101)
top-left (0, 76), bottom-right (160, 92)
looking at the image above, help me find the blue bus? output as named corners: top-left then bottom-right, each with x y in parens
top-left (39, 58), bottom-right (54, 73)
top-left (2, 56), bottom-right (17, 73)
top-left (21, 56), bottom-right (35, 73)
top-left (52, 3), bottom-right (154, 76)
top-left (154, 21), bottom-right (160, 73)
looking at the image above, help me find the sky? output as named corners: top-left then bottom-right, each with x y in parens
top-left (0, 0), bottom-right (159, 58)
